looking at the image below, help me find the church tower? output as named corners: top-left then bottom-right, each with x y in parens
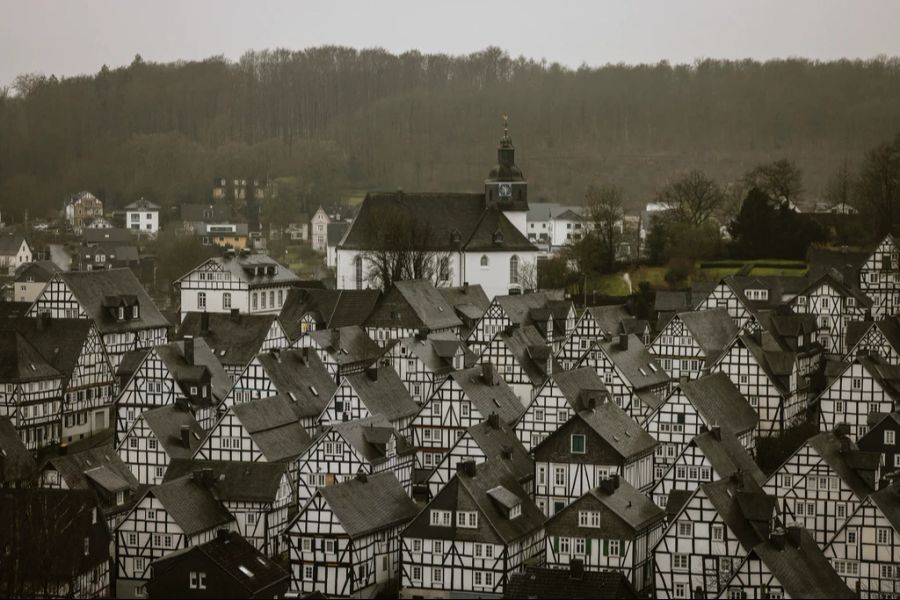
top-left (485, 117), bottom-right (529, 235)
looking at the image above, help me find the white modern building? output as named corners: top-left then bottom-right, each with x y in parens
top-left (124, 198), bottom-right (160, 235)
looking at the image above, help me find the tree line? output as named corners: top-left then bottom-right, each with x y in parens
top-left (3, 48), bottom-right (900, 223)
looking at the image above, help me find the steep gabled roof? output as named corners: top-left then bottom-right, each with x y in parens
top-left (0, 330), bottom-right (61, 382)
top-left (57, 268), bottom-right (170, 333)
top-left (309, 326), bottom-right (384, 368)
top-left (329, 416), bottom-right (413, 464)
top-left (230, 395), bottom-right (314, 461)
top-left (43, 445), bottom-right (139, 496)
top-left (317, 472), bottom-right (418, 538)
top-left (279, 288), bottom-right (380, 342)
top-left (254, 349), bottom-right (337, 418)
top-left (677, 308), bottom-right (739, 361)
top-left (495, 325), bottom-right (558, 386)
top-left (465, 417), bottom-right (533, 484)
top-left (680, 373), bottom-right (758, 435)
top-left (146, 475), bottom-right (234, 535)
top-left (141, 404), bottom-right (206, 460)
top-left (438, 284), bottom-right (491, 318)
top-left (806, 431), bottom-right (879, 499)
top-left (592, 334), bottom-right (669, 392)
top-left (156, 339), bottom-right (232, 404)
top-left (0, 417), bottom-right (36, 484)
top-left (178, 312), bottom-right (281, 368)
top-left (692, 427), bottom-right (766, 485)
top-left (344, 366), bottom-right (420, 423)
top-left (366, 279), bottom-right (462, 331)
top-left (700, 472), bottom-right (777, 552)
top-left (587, 479), bottom-right (664, 531)
top-left (585, 304), bottom-right (632, 335)
top-left (449, 365), bottom-right (524, 425)
top-left (572, 401), bottom-right (657, 460)
top-left (164, 460), bottom-right (289, 504)
top-left (3, 317), bottom-right (96, 379)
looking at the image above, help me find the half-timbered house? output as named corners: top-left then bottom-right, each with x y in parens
top-left (652, 471), bottom-right (779, 599)
top-left (466, 291), bottom-right (570, 357)
top-left (298, 326), bottom-right (385, 383)
top-left (573, 333), bottom-right (670, 421)
top-left (278, 287), bottom-right (380, 344)
top-left (544, 476), bottom-right (664, 595)
top-left (39, 444), bottom-right (141, 529)
top-left (27, 268), bottom-right (170, 369)
top-left (195, 394), bottom-right (313, 466)
top-left (476, 324), bottom-right (560, 405)
top-left (165, 460), bottom-right (294, 557)
top-left (557, 304), bottom-right (635, 369)
top-left (115, 473), bottom-right (237, 598)
top-left (823, 479), bottom-right (900, 599)
top-left (400, 458), bottom-right (546, 598)
top-left (533, 393), bottom-right (657, 515)
top-left (763, 428), bottom-right (880, 547)
top-left (0, 330), bottom-right (64, 450)
top-left (648, 426), bottom-right (766, 511)
top-left (117, 402), bottom-right (206, 485)
top-left (294, 416), bottom-right (415, 504)
top-left (386, 331), bottom-right (466, 405)
top-left (286, 471), bottom-right (419, 597)
top-left (318, 365), bottom-right (419, 431)
top-left (515, 367), bottom-right (609, 453)
top-left (364, 278), bottom-right (463, 345)
top-left (0, 489), bottom-right (111, 599)
top-left (644, 373), bottom-right (758, 479)
top-left (693, 275), bottom-right (809, 330)
top-left (177, 311), bottom-right (289, 379)
top-left (845, 316), bottom-right (900, 365)
top-left (174, 252), bottom-right (300, 322)
top-left (720, 525), bottom-right (852, 599)
top-left (147, 530), bottom-right (290, 599)
top-left (858, 233), bottom-right (900, 319)
top-left (437, 284), bottom-right (491, 340)
top-left (818, 353), bottom-right (900, 441)
top-left (115, 337), bottom-right (231, 441)
top-left (411, 363), bottom-right (524, 471)
top-left (425, 414), bottom-right (533, 500)
top-left (858, 411), bottom-right (900, 475)
top-left (223, 347), bottom-right (337, 434)
top-left (790, 271), bottom-right (871, 355)
top-left (649, 308), bottom-right (738, 381)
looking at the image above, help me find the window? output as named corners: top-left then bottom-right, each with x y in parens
top-left (433, 567), bottom-right (443, 583)
top-left (537, 465), bottom-right (547, 486)
top-left (877, 527), bottom-right (891, 545)
top-left (223, 292), bottom-right (231, 309)
top-left (677, 521), bottom-right (693, 537)
top-left (852, 377), bottom-right (862, 390)
top-left (886, 430), bottom-right (896, 445)
top-left (554, 466), bottom-right (567, 487)
top-left (712, 524), bottom-right (724, 541)
top-left (674, 582), bottom-right (688, 599)
top-left (559, 536), bottom-right (571, 554)
top-left (303, 564), bottom-right (315, 581)
top-left (84, 536), bottom-right (90, 556)
top-left (480, 255), bottom-right (489, 268)
top-left (354, 256), bottom-right (364, 289)
top-left (457, 511), bottom-right (478, 528)
top-left (570, 434), bottom-right (586, 454)
top-left (608, 539), bottom-right (621, 556)
top-left (189, 571), bottom-right (207, 590)
top-left (509, 255), bottom-right (520, 285)
top-left (578, 510), bottom-right (601, 528)
top-left (197, 292), bottom-right (206, 310)
top-left (430, 509), bottom-right (452, 527)
top-left (673, 553), bottom-right (689, 570)
top-left (134, 557), bottom-right (146, 573)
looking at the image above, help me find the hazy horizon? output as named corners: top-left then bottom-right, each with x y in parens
top-left (3, 0), bottom-right (900, 88)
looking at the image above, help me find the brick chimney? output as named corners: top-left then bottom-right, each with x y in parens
top-left (330, 328), bottom-right (340, 351)
top-left (200, 311), bottom-right (210, 335)
top-left (180, 425), bottom-right (191, 449)
top-left (487, 412), bottom-right (500, 429)
top-left (366, 367), bottom-right (378, 382)
top-left (457, 460), bottom-right (477, 477)
top-left (183, 336), bottom-right (195, 366)
top-left (618, 334), bottom-right (629, 351)
top-left (481, 362), bottom-right (494, 386)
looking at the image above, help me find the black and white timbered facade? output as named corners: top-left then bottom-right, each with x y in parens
top-left (649, 308), bottom-right (738, 382)
top-left (817, 354), bottom-right (900, 441)
top-left (858, 234), bottom-right (900, 319)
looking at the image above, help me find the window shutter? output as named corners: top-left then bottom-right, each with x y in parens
top-left (553, 536), bottom-right (558, 553)
top-left (603, 540), bottom-right (608, 556)
top-left (619, 540), bottom-right (625, 556)
top-left (586, 539), bottom-right (592, 555)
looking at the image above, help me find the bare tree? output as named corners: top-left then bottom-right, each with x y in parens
top-left (742, 159), bottom-right (804, 204)
top-left (856, 137), bottom-right (900, 237)
top-left (657, 170), bottom-right (724, 226)
top-left (585, 183), bottom-right (624, 271)
top-left (362, 207), bottom-right (447, 290)
top-left (823, 159), bottom-right (855, 212)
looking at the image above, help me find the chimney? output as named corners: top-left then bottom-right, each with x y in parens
top-left (618, 334), bottom-right (629, 351)
top-left (569, 558), bottom-right (584, 581)
top-left (174, 397), bottom-right (189, 412)
top-left (180, 425), bottom-right (191, 449)
top-left (366, 367), bottom-right (378, 382)
top-left (200, 311), bottom-right (210, 335)
top-left (839, 435), bottom-right (851, 454)
top-left (230, 308), bottom-right (240, 322)
top-left (330, 329), bottom-right (340, 351)
top-left (463, 282), bottom-right (469, 294)
top-left (487, 412), bottom-right (500, 429)
top-left (216, 528), bottom-right (230, 541)
top-left (356, 472), bottom-right (368, 483)
top-left (769, 528), bottom-right (786, 550)
top-left (785, 526), bottom-right (802, 548)
top-left (416, 327), bottom-right (429, 341)
top-left (710, 426), bottom-right (722, 441)
top-left (834, 423), bottom-right (851, 438)
top-left (481, 362), bottom-right (494, 386)
top-left (183, 336), bottom-right (195, 366)
top-left (504, 324), bottom-right (516, 336)
top-left (699, 423), bottom-right (709, 434)
top-left (58, 442), bottom-right (68, 455)
top-left (500, 446), bottom-right (513, 460)
top-left (36, 311), bottom-right (50, 331)
top-left (457, 460), bottom-right (477, 477)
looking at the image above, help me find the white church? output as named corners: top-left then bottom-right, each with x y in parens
top-left (335, 120), bottom-right (540, 299)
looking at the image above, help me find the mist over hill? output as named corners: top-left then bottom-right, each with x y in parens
top-left (2, 46), bottom-right (900, 221)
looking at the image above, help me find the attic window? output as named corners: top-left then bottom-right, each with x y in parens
top-left (219, 350), bottom-right (227, 357)
top-left (237, 565), bottom-right (254, 578)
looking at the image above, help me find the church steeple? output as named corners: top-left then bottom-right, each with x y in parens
top-left (485, 115), bottom-right (528, 212)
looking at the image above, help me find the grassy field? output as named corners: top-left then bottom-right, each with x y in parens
top-left (584, 259), bottom-right (807, 296)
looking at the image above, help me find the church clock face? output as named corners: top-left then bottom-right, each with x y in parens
top-left (498, 183), bottom-right (512, 197)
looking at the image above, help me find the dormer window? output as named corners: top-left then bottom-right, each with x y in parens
top-left (132, 304), bottom-right (140, 319)
top-left (118, 307), bottom-right (125, 320)
top-left (509, 503), bottom-right (522, 519)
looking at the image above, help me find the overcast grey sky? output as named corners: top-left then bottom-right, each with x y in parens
top-left (2, 0), bottom-right (899, 87)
